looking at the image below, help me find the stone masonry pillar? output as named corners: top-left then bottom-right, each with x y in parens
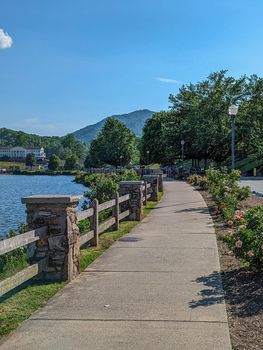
top-left (155, 172), bottom-right (164, 192)
top-left (119, 181), bottom-right (144, 221)
top-left (143, 175), bottom-right (159, 201)
top-left (21, 195), bottom-right (82, 282)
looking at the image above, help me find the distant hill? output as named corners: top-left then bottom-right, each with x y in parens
top-left (73, 109), bottom-right (155, 143)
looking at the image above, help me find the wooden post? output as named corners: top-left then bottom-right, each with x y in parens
top-left (90, 199), bottom-right (99, 247)
top-left (144, 180), bottom-right (148, 206)
top-left (113, 191), bottom-right (120, 230)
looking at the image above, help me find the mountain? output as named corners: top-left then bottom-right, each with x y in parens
top-left (73, 109), bottom-right (155, 143)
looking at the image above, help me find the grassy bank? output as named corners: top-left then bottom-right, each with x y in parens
top-left (0, 162), bottom-right (25, 169)
top-left (0, 196), bottom-right (162, 339)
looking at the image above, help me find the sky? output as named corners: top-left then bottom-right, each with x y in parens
top-left (1, 0), bottom-right (263, 136)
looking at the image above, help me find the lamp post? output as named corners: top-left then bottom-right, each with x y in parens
top-left (146, 150), bottom-right (150, 167)
top-left (120, 155), bottom-right (123, 168)
top-left (228, 104), bottom-right (238, 170)
top-left (181, 140), bottom-right (185, 162)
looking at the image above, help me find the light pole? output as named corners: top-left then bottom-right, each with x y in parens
top-left (228, 104), bottom-right (238, 170)
top-left (120, 155), bottom-right (123, 168)
top-left (146, 150), bottom-right (150, 167)
top-left (181, 140), bottom-right (185, 162)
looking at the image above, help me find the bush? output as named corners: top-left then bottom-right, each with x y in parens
top-left (225, 207), bottom-right (263, 269)
top-left (187, 174), bottom-right (208, 190)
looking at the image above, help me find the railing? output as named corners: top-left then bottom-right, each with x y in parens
top-left (0, 181), bottom-right (156, 297)
top-left (77, 193), bottom-right (131, 247)
top-left (0, 226), bottom-right (48, 297)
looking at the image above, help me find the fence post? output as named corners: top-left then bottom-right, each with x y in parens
top-left (119, 181), bottom-right (144, 221)
top-left (90, 199), bottom-right (99, 247)
top-left (143, 175), bottom-right (159, 201)
top-left (21, 195), bottom-right (82, 282)
top-left (113, 191), bottom-right (120, 230)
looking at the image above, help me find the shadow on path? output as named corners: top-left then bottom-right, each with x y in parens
top-left (189, 269), bottom-right (263, 317)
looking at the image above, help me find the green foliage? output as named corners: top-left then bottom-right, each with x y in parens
top-left (48, 154), bottom-right (60, 170)
top-left (206, 168), bottom-right (250, 221)
top-left (0, 128), bottom-right (88, 162)
top-left (140, 71), bottom-right (263, 165)
top-left (187, 174), bottom-right (208, 190)
top-left (206, 168), bottom-right (263, 269)
top-left (75, 169), bottom-right (140, 204)
top-left (86, 117), bottom-right (138, 167)
top-left (25, 153), bottom-right (36, 168)
top-left (0, 224), bottom-right (29, 281)
top-left (64, 154), bottom-right (79, 170)
top-left (226, 207), bottom-right (263, 269)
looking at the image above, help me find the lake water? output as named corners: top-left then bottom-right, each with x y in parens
top-left (0, 175), bottom-right (87, 238)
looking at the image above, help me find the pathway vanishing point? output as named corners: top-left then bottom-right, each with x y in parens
top-left (1, 179), bottom-right (231, 350)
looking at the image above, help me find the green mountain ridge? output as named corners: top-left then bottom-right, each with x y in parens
top-left (73, 109), bottom-right (155, 143)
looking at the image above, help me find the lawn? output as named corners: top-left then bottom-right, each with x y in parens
top-left (0, 161), bottom-right (25, 169)
top-left (0, 196), bottom-right (162, 339)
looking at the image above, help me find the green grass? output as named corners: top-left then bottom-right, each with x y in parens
top-left (0, 161), bottom-right (25, 169)
top-left (0, 194), bottom-right (163, 340)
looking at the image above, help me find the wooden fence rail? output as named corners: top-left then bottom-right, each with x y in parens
top-left (0, 181), bottom-right (154, 297)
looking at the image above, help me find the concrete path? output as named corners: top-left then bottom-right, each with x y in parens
top-left (1, 180), bottom-right (231, 350)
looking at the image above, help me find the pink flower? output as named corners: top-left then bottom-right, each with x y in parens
top-left (247, 250), bottom-right (254, 257)
top-left (228, 251), bottom-right (235, 257)
top-left (227, 220), bottom-right (234, 226)
top-left (224, 192), bottom-right (228, 197)
top-left (235, 240), bottom-right (242, 249)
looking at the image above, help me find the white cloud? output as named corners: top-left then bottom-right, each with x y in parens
top-left (0, 29), bottom-right (13, 49)
top-left (155, 77), bottom-right (181, 84)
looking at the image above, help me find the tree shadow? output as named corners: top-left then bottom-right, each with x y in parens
top-left (189, 271), bottom-right (225, 308)
top-left (175, 207), bottom-right (210, 214)
top-left (189, 269), bottom-right (263, 317)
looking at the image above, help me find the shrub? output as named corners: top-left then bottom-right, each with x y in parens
top-left (225, 206), bottom-right (263, 269)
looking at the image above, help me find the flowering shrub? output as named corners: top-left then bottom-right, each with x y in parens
top-left (206, 168), bottom-right (263, 269)
top-left (187, 174), bottom-right (208, 190)
top-left (206, 168), bottom-right (250, 222)
top-left (225, 207), bottom-right (263, 268)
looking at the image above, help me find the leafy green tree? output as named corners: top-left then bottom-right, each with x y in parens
top-left (64, 154), bottom-right (79, 170)
top-left (25, 153), bottom-right (36, 169)
top-left (48, 154), bottom-right (61, 171)
top-left (87, 118), bottom-right (137, 167)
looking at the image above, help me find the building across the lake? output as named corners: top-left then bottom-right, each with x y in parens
top-left (0, 146), bottom-right (46, 161)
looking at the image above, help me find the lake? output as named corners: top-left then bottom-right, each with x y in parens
top-left (0, 175), bottom-right (87, 238)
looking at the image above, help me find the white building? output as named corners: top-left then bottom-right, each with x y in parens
top-left (0, 146), bottom-right (46, 161)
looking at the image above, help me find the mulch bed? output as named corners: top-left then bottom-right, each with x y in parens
top-left (199, 189), bottom-right (263, 350)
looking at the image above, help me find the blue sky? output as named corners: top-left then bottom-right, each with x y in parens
top-left (1, 0), bottom-right (263, 136)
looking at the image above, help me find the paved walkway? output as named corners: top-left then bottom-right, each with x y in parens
top-left (1, 180), bottom-right (231, 350)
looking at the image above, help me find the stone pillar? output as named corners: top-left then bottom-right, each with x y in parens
top-left (143, 175), bottom-right (159, 201)
top-left (21, 195), bottom-right (82, 282)
top-left (119, 181), bottom-right (144, 221)
top-left (155, 172), bottom-right (164, 192)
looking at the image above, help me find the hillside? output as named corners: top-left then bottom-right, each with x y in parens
top-left (73, 109), bottom-right (154, 143)
top-left (0, 128), bottom-right (87, 160)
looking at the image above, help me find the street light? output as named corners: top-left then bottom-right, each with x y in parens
top-left (120, 155), bottom-right (123, 168)
top-left (228, 104), bottom-right (239, 169)
top-left (180, 140), bottom-right (185, 162)
top-left (146, 150), bottom-right (150, 166)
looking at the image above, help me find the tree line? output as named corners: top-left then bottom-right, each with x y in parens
top-left (141, 71), bottom-right (263, 166)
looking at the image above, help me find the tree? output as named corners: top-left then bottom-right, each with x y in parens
top-left (64, 154), bottom-right (79, 170)
top-left (25, 153), bottom-right (36, 169)
top-left (48, 154), bottom-right (61, 171)
top-left (87, 118), bottom-right (137, 167)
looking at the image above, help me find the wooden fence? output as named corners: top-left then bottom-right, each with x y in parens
top-left (0, 182), bottom-right (155, 297)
